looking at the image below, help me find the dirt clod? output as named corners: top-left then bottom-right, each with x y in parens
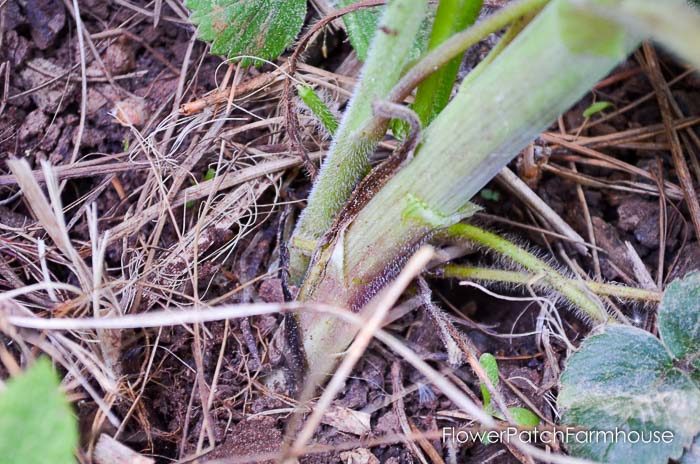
top-left (339, 448), bottom-right (380, 464)
top-left (617, 197), bottom-right (660, 248)
top-left (25, 0), bottom-right (66, 50)
top-left (18, 109), bottom-right (49, 141)
top-left (102, 39), bottom-right (136, 75)
top-left (4, 31), bottom-right (31, 67)
top-left (20, 59), bottom-right (75, 112)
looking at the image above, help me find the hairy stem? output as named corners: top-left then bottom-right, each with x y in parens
top-left (459, 8), bottom-right (537, 89)
top-left (290, 0), bottom-right (547, 282)
top-left (439, 264), bottom-right (661, 303)
top-left (289, 0), bottom-right (429, 282)
top-left (444, 224), bottom-right (609, 322)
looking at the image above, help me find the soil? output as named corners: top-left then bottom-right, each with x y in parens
top-left (1, 1), bottom-right (699, 463)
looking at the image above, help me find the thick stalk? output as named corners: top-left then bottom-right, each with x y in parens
top-left (439, 265), bottom-right (662, 303)
top-left (290, 0), bottom-right (547, 281)
top-left (289, 0), bottom-right (429, 282)
top-left (298, 0), bottom-right (642, 375)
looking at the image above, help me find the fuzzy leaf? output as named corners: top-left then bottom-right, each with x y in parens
top-left (297, 84), bottom-right (339, 136)
top-left (659, 271), bottom-right (700, 372)
top-left (559, 319), bottom-right (700, 464)
top-left (336, 0), bottom-right (382, 61)
top-left (334, 0), bottom-right (433, 61)
top-left (186, 0), bottom-right (306, 65)
top-left (0, 358), bottom-right (78, 464)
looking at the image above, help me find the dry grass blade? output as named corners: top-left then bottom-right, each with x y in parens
top-left (8, 159), bottom-right (81, 267)
top-left (98, 152), bottom-right (323, 250)
top-left (642, 43), bottom-right (700, 242)
top-left (392, 362), bottom-right (430, 464)
top-left (497, 168), bottom-right (588, 255)
top-left (6, 159), bottom-right (122, 382)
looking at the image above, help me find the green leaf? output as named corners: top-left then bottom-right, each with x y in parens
top-left (583, 100), bottom-right (614, 118)
top-left (336, 0), bottom-right (382, 61)
top-left (186, 0), bottom-right (307, 65)
top-left (334, 0), bottom-right (433, 62)
top-left (412, 0), bottom-right (483, 126)
top-left (558, 323), bottom-right (700, 464)
top-left (0, 358), bottom-right (78, 464)
top-left (479, 352), bottom-right (500, 409)
top-left (659, 271), bottom-right (700, 370)
top-left (508, 407), bottom-right (540, 427)
top-left (479, 188), bottom-right (501, 202)
top-left (203, 167), bottom-right (217, 181)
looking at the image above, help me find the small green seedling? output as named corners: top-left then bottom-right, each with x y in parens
top-left (186, 168), bottom-right (217, 209)
top-left (479, 353), bottom-right (540, 430)
top-left (582, 100), bottom-right (614, 118)
top-left (0, 358), bottom-right (78, 464)
top-left (558, 272), bottom-right (700, 464)
top-left (479, 188), bottom-right (501, 202)
top-left (203, 167), bottom-right (217, 182)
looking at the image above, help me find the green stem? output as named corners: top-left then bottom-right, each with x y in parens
top-left (444, 224), bottom-right (609, 322)
top-left (296, 0), bottom-right (644, 373)
top-left (290, 0), bottom-right (547, 283)
top-left (440, 265), bottom-right (661, 303)
top-left (412, 0), bottom-right (483, 126)
top-left (289, 0), bottom-right (429, 283)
